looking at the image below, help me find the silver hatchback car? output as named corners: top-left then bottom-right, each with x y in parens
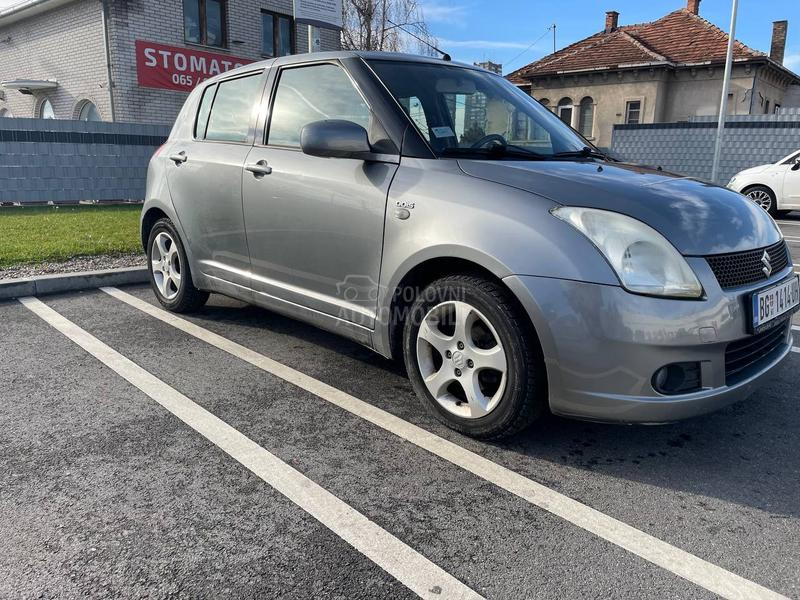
top-left (142, 51), bottom-right (798, 439)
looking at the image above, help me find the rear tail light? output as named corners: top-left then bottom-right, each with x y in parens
top-left (153, 144), bottom-right (166, 158)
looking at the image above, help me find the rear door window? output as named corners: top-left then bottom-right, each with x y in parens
top-left (204, 72), bottom-right (264, 143)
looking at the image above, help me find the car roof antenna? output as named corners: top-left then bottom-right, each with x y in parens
top-left (385, 19), bottom-right (451, 61)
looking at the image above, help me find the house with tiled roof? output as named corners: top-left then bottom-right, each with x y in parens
top-left (508, 0), bottom-right (800, 148)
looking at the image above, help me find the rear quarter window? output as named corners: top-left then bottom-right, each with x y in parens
top-left (194, 83), bottom-right (216, 139)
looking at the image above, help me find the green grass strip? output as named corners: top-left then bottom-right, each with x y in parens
top-left (0, 205), bottom-right (143, 269)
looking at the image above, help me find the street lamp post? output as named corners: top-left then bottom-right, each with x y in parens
top-left (711, 0), bottom-right (739, 184)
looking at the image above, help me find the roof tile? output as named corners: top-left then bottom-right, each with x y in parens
top-left (509, 9), bottom-right (765, 80)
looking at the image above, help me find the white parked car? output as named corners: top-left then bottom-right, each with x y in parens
top-left (728, 150), bottom-right (800, 216)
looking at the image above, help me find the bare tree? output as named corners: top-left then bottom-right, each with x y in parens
top-left (341, 0), bottom-right (438, 55)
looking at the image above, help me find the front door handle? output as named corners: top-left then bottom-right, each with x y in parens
top-left (245, 160), bottom-right (273, 177)
top-left (169, 151), bottom-right (187, 165)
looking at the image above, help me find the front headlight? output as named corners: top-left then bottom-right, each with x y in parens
top-left (728, 176), bottom-right (737, 187)
top-left (552, 207), bottom-right (703, 298)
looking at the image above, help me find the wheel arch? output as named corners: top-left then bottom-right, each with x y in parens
top-left (141, 206), bottom-right (169, 250)
top-left (741, 183), bottom-right (776, 198)
top-left (380, 254), bottom-right (542, 364)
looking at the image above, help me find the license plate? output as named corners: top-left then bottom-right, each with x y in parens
top-left (751, 275), bottom-right (800, 333)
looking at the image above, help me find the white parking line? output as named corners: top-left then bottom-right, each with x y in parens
top-left (19, 296), bottom-right (481, 600)
top-left (102, 287), bottom-right (788, 600)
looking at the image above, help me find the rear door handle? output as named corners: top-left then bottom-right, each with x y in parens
top-left (245, 160), bottom-right (272, 177)
top-left (169, 151), bottom-right (187, 165)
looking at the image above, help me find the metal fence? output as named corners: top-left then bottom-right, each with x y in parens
top-left (0, 119), bottom-right (171, 204)
top-left (611, 109), bottom-right (800, 185)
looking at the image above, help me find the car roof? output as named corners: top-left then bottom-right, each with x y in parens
top-left (205, 51), bottom-right (494, 84)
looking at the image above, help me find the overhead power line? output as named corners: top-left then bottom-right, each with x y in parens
top-left (505, 24), bottom-right (556, 70)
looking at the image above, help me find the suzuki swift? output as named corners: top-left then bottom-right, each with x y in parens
top-left (141, 52), bottom-right (798, 440)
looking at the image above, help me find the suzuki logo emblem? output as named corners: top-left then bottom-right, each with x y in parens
top-left (761, 250), bottom-right (772, 277)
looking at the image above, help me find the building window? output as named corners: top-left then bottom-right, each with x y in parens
top-left (0, 108), bottom-right (11, 118)
top-left (77, 100), bottom-right (102, 122)
top-left (39, 99), bottom-right (55, 119)
top-left (184, 0), bottom-right (226, 47)
top-left (204, 73), bottom-right (263, 143)
top-left (557, 98), bottom-right (573, 125)
top-left (774, 104), bottom-right (781, 114)
top-left (625, 100), bottom-right (641, 124)
top-left (539, 98), bottom-right (551, 111)
top-left (262, 10), bottom-right (294, 57)
top-left (512, 109), bottom-right (529, 140)
top-left (578, 97), bottom-right (594, 138)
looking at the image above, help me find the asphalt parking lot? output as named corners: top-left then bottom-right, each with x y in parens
top-left (1, 218), bottom-right (799, 599)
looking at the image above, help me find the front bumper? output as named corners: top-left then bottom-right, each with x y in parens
top-left (504, 259), bottom-right (795, 423)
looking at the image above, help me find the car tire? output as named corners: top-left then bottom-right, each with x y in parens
top-left (403, 274), bottom-right (547, 440)
top-left (744, 185), bottom-right (778, 217)
top-left (146, 218), bottom-right (209, 313)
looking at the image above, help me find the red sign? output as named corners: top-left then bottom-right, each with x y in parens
top-left (135, 40), bottom-right (254, 92)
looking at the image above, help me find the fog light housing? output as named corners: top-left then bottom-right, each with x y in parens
top-left (652, 362), bottom-right (702, 395)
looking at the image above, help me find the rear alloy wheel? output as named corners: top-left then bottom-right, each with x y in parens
top-left (147, 218), bottom-right (209, 313)
top-left (745, 186), bottom-right (778, 217)
top-left (151, 231), bottom-right (182, 301)
top-left (404, 274), bottom-right (546, 440)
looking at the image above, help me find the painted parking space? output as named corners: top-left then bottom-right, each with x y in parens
top-left (0, 299), bottom-right (414, 599)
top-left (30, 289), bottom-right (713, 600)
top-left (3, 284), bottom-right (799, 598)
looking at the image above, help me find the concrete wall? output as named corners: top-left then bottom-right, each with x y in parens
top-left (611, 109), bottom-right (800, 185)
top-left (528, 63), bottom-right (794, 149)
top-left (0, 118), bottom-right (169, 203)
top-left (0, 0), bottom-right (111, 121)
top-left (531, 70), bottom-right (670, 148)
top-left (752, 66), bottom-right (792, 114)
top-left (661, 66), bottom-right (755, 121)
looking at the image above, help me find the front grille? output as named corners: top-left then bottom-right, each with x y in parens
top-left (706, 241), bottom-right (790, 290)
top-left (725, 322), bottom-right (789, 385)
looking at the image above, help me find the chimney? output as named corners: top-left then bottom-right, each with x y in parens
top-left (605, 11), bottom-right (619, 33)
top-left (771, 20), bottom-right (788, 65)
top-left (687, 0), bottom-right (701, 15)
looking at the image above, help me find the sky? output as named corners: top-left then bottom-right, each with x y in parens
top-left (0, 0), bottom-right (797, 75)
top-left (417, 0), bottom-right (800, 74)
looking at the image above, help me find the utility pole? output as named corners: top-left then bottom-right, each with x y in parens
top-left (553, 23), bottom-right (556, 53)
top-left (711, 0), bottom-right (739, 184)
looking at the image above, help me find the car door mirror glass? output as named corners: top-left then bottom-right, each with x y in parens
top-left (300, 120), bottom-right (372, 159)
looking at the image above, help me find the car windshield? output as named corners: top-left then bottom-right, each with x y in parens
top-left (367, 59), bottom-right (590, 160)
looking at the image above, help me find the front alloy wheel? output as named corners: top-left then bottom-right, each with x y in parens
top-left (745, 186), bottom-right (777, 216)
top-left (416, 301), bottom-right (508, 419)
top-left (404, 274), bottom-right (547, 440)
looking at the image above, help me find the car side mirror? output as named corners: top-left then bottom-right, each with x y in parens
top-left (792, 158), bottom-right (800, 171)
top-left (300, 120), bottom-right (372, 160)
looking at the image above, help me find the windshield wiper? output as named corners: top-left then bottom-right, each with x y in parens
top-left (551, 146), bottom-right (612, 161)
top-left (441, 145), bottom-right (546, 160)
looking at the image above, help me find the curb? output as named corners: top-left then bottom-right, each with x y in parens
top-left (0, 266), bottom-right (149, 300)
